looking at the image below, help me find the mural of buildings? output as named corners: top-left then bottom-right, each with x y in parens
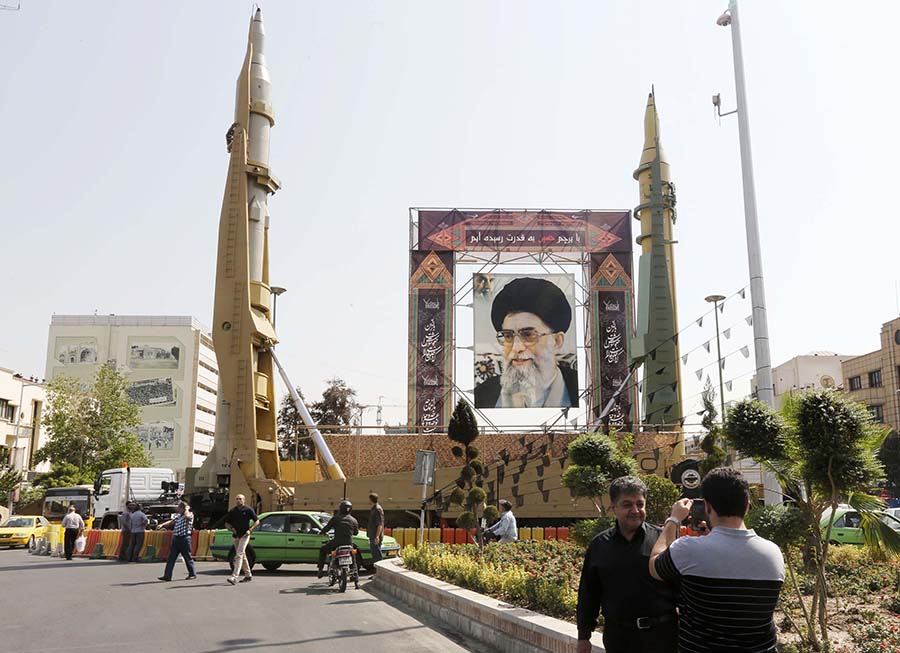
top-left (45, 315), bottom-right (218, 478)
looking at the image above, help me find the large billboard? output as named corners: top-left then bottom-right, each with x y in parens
top-left (473, 273), bottom-right (578, 409)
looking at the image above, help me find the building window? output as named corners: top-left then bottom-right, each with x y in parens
top-left (199, 360), bottom-right (219, 376)
top-left (198, 382), bottom-right (216, 395)
top-left (869, 369), bottom-right (883, 388)
top-left (193, 449), bottom-right (209, 457)
top-left (848, 376), bottom-right (862, 391)
top-left (196, 404), bottom-right (216, 416)
top-left (0, 399), bottom-right (14, 422)
top-left (869, 405), bottom-right (884, 422)
top-left (195, 426), bottom-right (215, 437)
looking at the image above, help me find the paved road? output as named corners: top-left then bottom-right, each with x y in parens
top-left (0, 549), bottom-right (491, 653)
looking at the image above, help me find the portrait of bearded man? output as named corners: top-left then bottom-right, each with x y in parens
top-left (474, 276), bottom-right (578, 409)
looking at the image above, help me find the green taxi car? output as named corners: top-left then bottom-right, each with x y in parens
top-left (210, 510), bottom-right (400, 572)
top-left (820, 506), bottom-right (900, 546)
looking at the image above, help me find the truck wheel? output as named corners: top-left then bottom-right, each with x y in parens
top-left (262, 562), bottom-right (282, 572)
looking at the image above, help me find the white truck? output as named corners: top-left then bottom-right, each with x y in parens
top-left (92, 467), bottom-right (178, 530)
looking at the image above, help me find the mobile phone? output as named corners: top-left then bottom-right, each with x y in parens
top-left (690, 500), bottom-right (708, 530)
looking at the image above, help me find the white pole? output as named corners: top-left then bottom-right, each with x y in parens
top-left (723, 1), bottom-right (779, 503)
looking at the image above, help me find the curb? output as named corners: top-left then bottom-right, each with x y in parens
top-left (373, 558), bottom-right (604, 653)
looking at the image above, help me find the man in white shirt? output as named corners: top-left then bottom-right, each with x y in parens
top-left (61, 505), bottom-right (85, 560)
top-left (485, 500), bottom-right (518, 544)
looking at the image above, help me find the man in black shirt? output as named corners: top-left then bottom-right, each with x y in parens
top-left (224, 494), bottom-right (258, 586)
top-left (576, 476), bottom-right (677, 653)
top-left (317, 500), bottom-right (359, 578)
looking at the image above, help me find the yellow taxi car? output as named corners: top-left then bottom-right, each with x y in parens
top-left (0, 515), bottom-right (52, 549)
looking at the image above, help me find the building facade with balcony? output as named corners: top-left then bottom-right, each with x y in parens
top-left (0, 367), bottom-right (49, 475)
top-left (842, 316), bottom-right (900, 432)
top-left (45, 315), bottom-right (219, 479)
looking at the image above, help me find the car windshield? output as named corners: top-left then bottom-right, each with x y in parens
top-left (880, 514), bottom-right (900, 531)
top-left (1, 517), bottom-right (34, 528)
top-left (310, 513), bottom-right (332, 527)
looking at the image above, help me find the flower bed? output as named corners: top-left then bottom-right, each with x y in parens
top-left (401, 538), bottom-right (900, 651)
top-left (400, 540), bottom-right (582, 620)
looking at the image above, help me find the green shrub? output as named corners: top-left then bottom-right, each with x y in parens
top-left (640, 474), bottom-right (680, 526)
top-left (569, 516), bottom-right (615, 546)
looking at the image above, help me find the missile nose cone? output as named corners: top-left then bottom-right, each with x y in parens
top-left (638, 87), bottom-right (666, 168)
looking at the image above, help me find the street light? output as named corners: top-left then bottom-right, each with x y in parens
top-left (270, 286), bottom-right (287, 328)
top-left (704, 295), bottom-right (727, 422)
top-left (716, 0), bottom-right (775, 407)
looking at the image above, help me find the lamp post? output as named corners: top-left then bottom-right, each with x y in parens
top-left (270, 286), bottom-right (287, 329)
top-left (716, 1), bottom-right (774, 408)
top-left (704, 295), bottom-right (728, 422)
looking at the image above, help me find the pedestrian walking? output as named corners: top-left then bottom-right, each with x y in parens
top-left (127, 503), bottom-right (149, 562)
top-left (368, 493), bottom-right (384, 566)
top-left (484, 500), bottom-right (518, 544)
top-left (61, 505), bottom-right (85, 561)
top-left (224, 494), bottom-right (257, 585)
top-left (649, 467), bottom-right (785, 652)
top-left (156, 501), bottom-right (196, 581)
top-left (118, 501), bottom-right (134, 562)
top-left (576, 476), bottom-right (677, 653)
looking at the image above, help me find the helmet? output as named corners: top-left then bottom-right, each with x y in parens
top-left (339, 500), bottom-right (353, 515)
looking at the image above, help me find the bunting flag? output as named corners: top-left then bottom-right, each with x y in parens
top-left (725, 380), bottom-right (733, 391)
top-left (719, 303), bottom-right (724, 313)
top-left (542, 455), bottom-right (551, 467)
top-left (697, 317), bottom-right (704, 328)
top-left (482, 466), bottom-right (490, 479)
top-left (499, 449), bottom-right (510, 465)
top-left (538, 444), bottom-right (548, 456)
top-left (649, 391), bottom-right (657, 402)
top-left (703, 341), bottom-right (711, 353)
top-left (656, 366), bottom-right (667, 375)
top-left (678, 416), bottom-right (687, 426)
top-left (672, 335), bottom-right (679, 346)
top-left (723, 328), bottom-right (731, 339)
top-left (536, 465), bottom-right (545, 477)
top-left (537, 480), bottom-right (545, 492)
top-left (745, 315), bottom-right (753, 326)
top-left (696, 410), bottom-right (706, 416)
top-left (638, 380), bottom-right (644, 392)
top-left (518, 436), bottom-right (526, 446)
top-left (511, 485), bottom-right (519, 497)
top-left (739, 288), bottom-right (746, 299)
top-left (695, 369), bottom-right (703, 381)
top-left (548, 433), bottom-right (556, 444)
top-left (569, 487), bottom-right (577, 498)
top-left (525, 442), bottom-right (534, 454)
top-left (512, 473), bottom-right (520, 484)
top-left (542, 490), bottom-right (551, 503)
top-left (649, 350), bottom-right (657, 361)
top-left (741, 345), bottom-right (750, 358)
top-left (670, 382), bottom-right (678, 392)
top-left (559, 457), bottom-right (566, 470)
top-left (720, 359), bottom-right (726, 370)
top-left (517, 496), bottom-right (525, 508)
top-left (665, 404), bottom-right (673, 414)
top-left (487, 481), bottom-right (495, 494)
top-left (682, 353), bottom-right (689, 365)
top-left (497, 467), bottom-right (505, 484)
top-left (434, 490), bottom-right (442, 504)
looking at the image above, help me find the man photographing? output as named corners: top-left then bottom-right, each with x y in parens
top-left (649, 467), bottom-right (784, 652)
top-left (475, 277), bottom-right (578, 408)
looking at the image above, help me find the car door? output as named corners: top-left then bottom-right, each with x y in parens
top-left (832, 512), bottom-right (863, 545)
top-left (250, 514), bottom-right (289, 562)
top-left (285, 514), bottom-right (326, 563)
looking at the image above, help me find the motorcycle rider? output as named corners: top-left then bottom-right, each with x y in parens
top-left (317, 499), bottom-right (359, 578)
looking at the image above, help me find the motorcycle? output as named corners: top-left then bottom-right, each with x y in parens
top-left (327, 544), bottom-right (360, 592)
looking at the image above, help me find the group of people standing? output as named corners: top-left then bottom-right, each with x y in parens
top-left (575, 467), bottom-right (785, 653)
top-left (117, 501), bottom-right (149, 563)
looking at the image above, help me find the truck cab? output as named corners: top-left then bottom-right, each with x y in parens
top-left (93, 467), bottom-right (177, 529)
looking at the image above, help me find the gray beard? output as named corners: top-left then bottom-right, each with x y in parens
top-left (500, 357), bottom-right (556, 406)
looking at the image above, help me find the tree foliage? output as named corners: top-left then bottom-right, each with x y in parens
top-left (276, 387), bottom-right (315, 460)
top-left (878, 430), bottom-right (900, 495)
top-left (447, 400), bottom-right (487, 545)
top-left (0, 467), bottom-right (24, 507)
top-left (698, 378), bottom-right (727, 476)
top-left (641, 473), bottom-right (680, 526)
top-left (34, 367), bottom-right (149, 479)
top-left (723, 389), bottom-right (894, 650)
top-left (310, 377), bottom-right (358, 434)
top-left (561, 432), bottom-right (637, 514)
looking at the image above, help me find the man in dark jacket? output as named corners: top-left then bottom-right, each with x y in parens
top-left (317, 500), bottom-right (359, 578)
top-left (576, 476), bottom-right (677, 653)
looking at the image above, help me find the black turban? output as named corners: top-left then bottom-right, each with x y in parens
top-left (490, 277), bottom-right (571, 333)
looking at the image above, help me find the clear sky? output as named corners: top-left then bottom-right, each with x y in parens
top-left (1, 1), bottom-right (896, 430)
